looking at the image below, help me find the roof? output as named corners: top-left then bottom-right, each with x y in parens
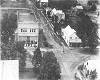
top-left (69, 32), bottom-right (82, 43)
top-left (41, 0), bottom-right (48, 2)
top-left (75, 5), bottom-right (83, 9)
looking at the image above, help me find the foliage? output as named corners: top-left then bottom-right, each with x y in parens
top-left (77, 63), bottom-right (97, 80)
top-left (0, 0), bottom-right (5, 5)
top-left (15, 41), bottom-right (27, 71)
top-left (38, 51), bottom-right (61, 80)
top-left (32, 47), bottom-right (42, 68)
top-left (90, 69), bottom-right (97, 80)
top-left (1, 41), bottom-right (27, 71)
top-left (82, 0), bottom-right (99, 12)
top-left (1, 12), bottom-right (17, 43)
top-left (65, 7), bottom-right (98, 48)
top-left (38, 29), bottom-right (53, 48)
top-left (48, 0), bottom-right (77, 10)
top-left (1, 42), bottom-right (18, 60)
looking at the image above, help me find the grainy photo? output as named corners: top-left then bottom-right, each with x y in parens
top-left (0, 0), bottom-right (100, 80)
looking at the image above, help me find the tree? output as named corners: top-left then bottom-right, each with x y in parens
top-left (32, 47), bottom-right (42, 68)
top-left (90, 69), bottom-right (97, 80)
top-left (15, 41), bottom-right (27, 71)
top-left (1, 41), bottom-right (27, 71)
top-left (1, 12), bottom-right (17, 43)
top-left (48, 0), bottom-right (77, 10)
top-left (31, 47), bottom-right (42, 75)
top-left (65, 7), bottom-right (98, 48)
top-left (77, 0), bottom-right (99, 12)
top-left (0, 0), bottom-right (5, 5)
top-left (76, 63), bottom-right (97, 80)
top-left (39, 51), bottom-right (61, 80)
top-left (1, 42), bottom-right (18, 60)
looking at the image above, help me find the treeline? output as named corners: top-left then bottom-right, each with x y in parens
top-left (1, 12), bottom-right (17, 43)
top-left (32, 48), bottom-right (61, 80)
top-left (46, 0), bottom-right (99, 49)
top-left (67, 9), bottom-right (98, 48)
top-left (1, 12), bottom-right (27, 71)
top-left (62, 0), bottom-right (99, 48)
top-left (48, 0), bottom-right (77, 10)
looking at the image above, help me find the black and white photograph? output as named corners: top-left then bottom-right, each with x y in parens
top-left (0, 0), bottom-right (100, 80)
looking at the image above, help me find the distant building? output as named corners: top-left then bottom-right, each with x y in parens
top-left (62, 25), bottom-right (82, 47)
top-left (69, 32), bottom-right (82, 47)
top-left (15, 12), bottom-right (39, 51)
top-left (40, 0), bottom-right (48, 8)
top-left (75, 5), bottom-right (83, 9)
top-left (62, 25), bottom-right (76, 46)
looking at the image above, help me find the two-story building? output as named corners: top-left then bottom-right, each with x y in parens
top-left (15, 11), bottom-right (39, 51)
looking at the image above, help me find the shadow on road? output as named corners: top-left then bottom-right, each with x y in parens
top-left (76, 48), bottom-right (99, 55)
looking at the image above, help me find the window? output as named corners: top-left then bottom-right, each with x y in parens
top-left (70, 37), bottom-right (72, 39)
top-left (34, 29), bottom-right (36, 32)
top-left (21, 29), bottom-right (27, 32)
top-left (75, 37), bottom-right (78, 39)
top-left (30, 29), bottom-right (36, 32)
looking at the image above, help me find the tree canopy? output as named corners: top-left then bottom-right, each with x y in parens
top-left (48, 0), bottom-right (77, 10)
top-left (1, 12), bottom-right (17, 43)
top-left (39, 51), bottom-right (61, 80)
top-left (64, 5), bottom-right (98, 48)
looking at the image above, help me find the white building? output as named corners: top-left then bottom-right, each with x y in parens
top-left (15, 12), bottom-right (39, 51)
top-left (69, 32), bottom-right (82, 47)
top-left (62, 25), bottom-right (82, 47)
top-left (61, 25), bottom-right (76, 46)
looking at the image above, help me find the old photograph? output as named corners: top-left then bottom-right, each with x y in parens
top-left (0, 0), bottom-right (100, 80)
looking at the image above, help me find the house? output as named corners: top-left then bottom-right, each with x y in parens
top-left (61, 25), bottom-right (82, 47)
top-left (69, 32), bottom-right (82, 47)
top-left (61, 25), bottom-right (76, 46)
top-left (15, 11), bottom-right (39, 52)
top-left (40, 0), bottom-right (48, 8)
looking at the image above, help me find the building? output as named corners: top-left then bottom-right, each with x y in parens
top-left (62, 25), bottom-right (82, 47)
top-left (15, 11), bottom-right (39, 51)
top-left (40, 0), bottom-right (48, 8)
top-left (61, 25), bottom-right (76, 46)
top-left (69, 32), bottom-right (82, 47)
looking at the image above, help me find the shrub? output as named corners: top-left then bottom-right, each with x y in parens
top-left (32, 47), bottom-right (42, 68)
top-left (38, 51), bottom-right (61, 80)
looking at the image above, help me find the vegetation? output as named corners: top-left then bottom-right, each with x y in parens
top-left (32, 47), bottom-right (42, 68)
top-left (31, 50), bottom-right (61, 80)
top-left (0, 0), bottom-right (5, 5)
top-left (76, 63), bottom-right (97, 80)
top-left (39, 51), bottom-right (61, 80)
top-left (38, 29), bottom-right (53, 48)
top-left (77, 0), bottom-right (99, 12)
top-left (1, 12), bottom-right (17, 43)
top-left (48, 0), bottom-right (77, 10)
top-left (64, 2), bottom-right (98, 48)
top-left (43, 0), bottom-right (99, 49)
top-left (1, 41), bottom-right (27, 71)
top-left (1, 12), bottom-right (26, 71)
